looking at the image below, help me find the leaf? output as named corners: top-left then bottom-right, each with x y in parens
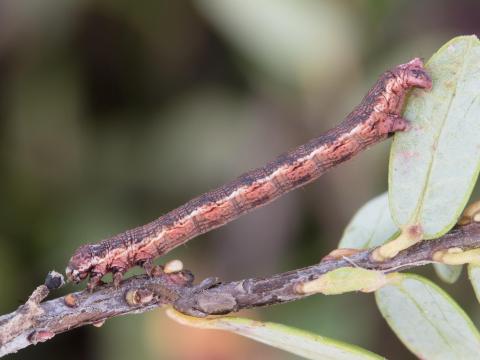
top-left (340, 194), bottom-right (464, 283)
top-left (468, 264), bottom-right (480, 304)
top-left (376, 274), bottom-right (480, 359)
top-left (166, 309), bottom-right (384, 360)
top-left (389, 35), bottom-right (480, 239)
top-left (339, 192), bottom-right (399, 249)
top-left (433, 263), bottom-right (463, 284)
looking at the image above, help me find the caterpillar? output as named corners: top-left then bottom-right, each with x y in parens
top-left (66, 58), bottom-right (432, 291)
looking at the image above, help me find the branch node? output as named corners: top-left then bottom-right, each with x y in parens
top-left (28, 330), bottom-right (55, 345)
top-left (164, 259), bottom-right (184, 274)
top-left (432, 247), bottom-right (480, 265)
top-left (64, 294), bottom-right (78, 308)
top-left (125, 289), bottom-right (154, 307)
top-left (92, 320), bottom-right (106, 328)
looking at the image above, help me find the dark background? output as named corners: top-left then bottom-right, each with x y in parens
top-left (1, 1), bottom-right (480, 359)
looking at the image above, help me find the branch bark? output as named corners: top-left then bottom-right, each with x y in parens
top-left (1, 222), bottom-right (480, 357)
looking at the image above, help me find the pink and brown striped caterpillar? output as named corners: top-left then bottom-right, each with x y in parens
top-left (66, 58), bottom-right (432, 291)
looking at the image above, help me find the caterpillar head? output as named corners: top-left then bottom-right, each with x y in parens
top-left (395, 57), bottom-right (432, 90)
top-left (65, 244), bottom-right (98, 283)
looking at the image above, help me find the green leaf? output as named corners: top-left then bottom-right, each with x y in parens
top-left (167, 309), bottom-right (384, 360)
top-left (433, 263), bottom-right (463, 284)
top-left (468, 264), bottom-right (480, 304)
top-left (339, 192), bottom-right (399, 249)
top-left (376, 274), bottom-right (480, 359)
top-left (389, 35), bottom-right (480, 239)
top-left (340, 193), bottom-right (464, 283)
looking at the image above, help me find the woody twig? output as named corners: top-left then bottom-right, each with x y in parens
top-left (2, 221), bottom-right (480, 357)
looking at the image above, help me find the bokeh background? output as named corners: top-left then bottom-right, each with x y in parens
top-left (1, 1), bottom-right (480, 359)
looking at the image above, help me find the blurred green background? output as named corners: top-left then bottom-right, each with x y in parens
top-left (1, 1), bottom-right (480, 359)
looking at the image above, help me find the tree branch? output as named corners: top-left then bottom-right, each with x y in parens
top-left (2, 222), bottom-right (480, 357)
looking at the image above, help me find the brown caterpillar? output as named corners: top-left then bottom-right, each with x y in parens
top-left (66, 58), bottom-right (432, 291)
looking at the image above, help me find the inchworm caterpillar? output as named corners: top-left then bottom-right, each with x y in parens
top-left (66, 58), bottom-right (432, 291)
